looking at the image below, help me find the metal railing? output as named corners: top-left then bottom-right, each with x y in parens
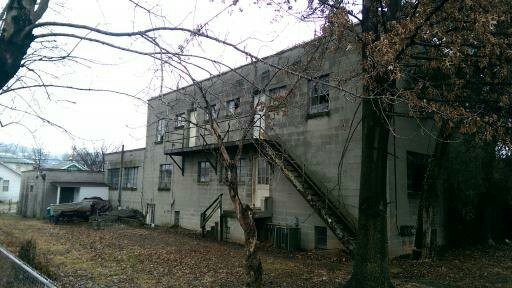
top-left (0, 245), bottom-right (56, 288)
top-left (200, 194), bottom-right (223, 237)
top-left (164, 114), bottom-right (263, 152)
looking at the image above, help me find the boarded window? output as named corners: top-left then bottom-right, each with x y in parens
top-left (309, 74), bottom-right (330, 114)
top-left (257, 158), bottom-right (270, 185)
top-left (156, 118), bottom-right (167, 142)
top-left (2, 180), bottom-right (8, 192)
top-left (158, 164), bottom-right (172, 190)
top-left (198, 161), bottom-right (210, 183)
top-left (315, 226), bottom-right (327, 249)
top-left (107, 168), bottom-right (119, 189)
top-left (407, 151), bottom-right (430, 194)
top-left (123, 167), bottom-right (138, 189)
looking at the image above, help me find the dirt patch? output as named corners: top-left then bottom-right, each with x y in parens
top-left (0, 215), bottom-right (510, 287)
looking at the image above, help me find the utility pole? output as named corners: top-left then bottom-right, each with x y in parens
top-left (117, 145), bottom-right (124, 208)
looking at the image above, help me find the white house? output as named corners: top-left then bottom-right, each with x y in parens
top-left (0, 161), bottom-right (21, 202)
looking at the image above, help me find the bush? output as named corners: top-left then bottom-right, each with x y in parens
top-left (18, 239), bottom-right (37, 267)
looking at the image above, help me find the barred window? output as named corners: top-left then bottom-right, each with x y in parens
top-left (198, 161), bottom-right (210, 183)
top-left (257, 158), bottom-right (270, 185)
top-left (309, 74), bottom-right (330, 114)
top-left (123, 167), bottom-right (138, 189)
top-left (158, 164), bottom-right (173, 190)
top-left (108, 168), bottom-right (119, 189)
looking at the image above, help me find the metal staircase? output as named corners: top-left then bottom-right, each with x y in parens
top-left (200, 194), bottom-right (223, 240)
top-left (259, 139), bottom-right (357, 251)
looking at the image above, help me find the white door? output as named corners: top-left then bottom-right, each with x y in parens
top-left (253, 94), bottom-right (266, 139)
top-left (188, 110), bottom-right (197, 147)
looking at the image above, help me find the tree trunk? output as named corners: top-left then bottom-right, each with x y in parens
top-left (227, 164), bottom-right (262, 287)
top-left (345, 97), bottom-right (393, 288)
top-left (413, 123), bottom-right (451, 260)
top-left (0, 0), bottom-right (40, 89)
top-left (345, 1), bottom-right (395, 287)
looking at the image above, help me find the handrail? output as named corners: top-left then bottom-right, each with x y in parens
top-left (262, 139), bottom-right (356, 234)
top-left (200, 194), bottom-right (223, 236)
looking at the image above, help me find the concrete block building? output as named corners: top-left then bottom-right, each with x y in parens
top-left (106, 37), bottom-right (440, 256)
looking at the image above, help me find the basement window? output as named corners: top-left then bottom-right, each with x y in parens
top-left (308, 74), bottom-right (330, 115)
top-left (315, 226), bottom-right (328, 249)
top-left (407, 151), bottom-right (430, 195)
top-left (198, 161), bottom-right (210, 183)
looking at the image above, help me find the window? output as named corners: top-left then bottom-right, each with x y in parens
top-left (226, 98), bottom-right (240, 115)
top-left (407, 151), bottom-right (429, 194)
top-left (107, 168), bottom-right (120, 189)
top-left (198, 161), bottom-right (210, 183)
top-left (158, 164), bottom-right (173, 190)
top-left (123, 167), bottom-right (138, 189)
top-left (29, 185), bottom-right (34, 193)
top-left (2, 180), bottom-right (8, 192)
top-left (309, 74), bottom-right (330, 114)
top-left (257, 158), bottom-right (270, 185)
top-left (204, 103), bottom-right (220, 121)
top-left (238, 158), bottom-right (251, 184)
top-left (315, 226), bottom-right (328, 249)
top-left (156, 119), bottom-right (167, 142)
top-left (175, 112), bottom-right (186, 128)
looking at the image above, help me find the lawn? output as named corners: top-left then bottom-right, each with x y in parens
top-left (0, 215), bottom-right (510, 287)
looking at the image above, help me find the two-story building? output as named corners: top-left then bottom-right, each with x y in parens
top-left (106, 37), bottom-right (441, 256)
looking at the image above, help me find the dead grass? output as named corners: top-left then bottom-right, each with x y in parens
top-left (0, 215), bottom-right (510, 287)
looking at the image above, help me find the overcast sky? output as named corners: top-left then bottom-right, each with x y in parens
top-left (0, 0), bottom-right (324, 154)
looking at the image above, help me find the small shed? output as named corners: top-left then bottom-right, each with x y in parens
top-left (18, 169), bottom-right (107, 218)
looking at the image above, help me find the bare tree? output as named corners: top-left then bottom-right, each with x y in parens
top-left (31, 145), bottom-right (47, 170)
top-left (71, 144), bottom-right (113, 172)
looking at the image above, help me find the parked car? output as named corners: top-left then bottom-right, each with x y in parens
top-left (46, 197), bottom-right (111, 224)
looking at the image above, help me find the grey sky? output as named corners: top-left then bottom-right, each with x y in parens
top-left (0, 0), bottom-right (323, 154)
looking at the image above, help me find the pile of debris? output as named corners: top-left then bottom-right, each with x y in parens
top-left (90, 208), bottom-right (145, 229)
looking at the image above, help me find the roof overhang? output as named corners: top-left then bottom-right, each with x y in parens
top-left (51, 182), bottom-right (108, 187)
